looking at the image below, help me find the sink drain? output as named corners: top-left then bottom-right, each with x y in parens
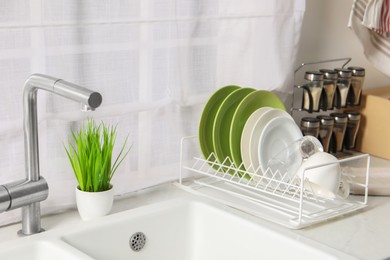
top-left (129, 232), bottom-right (146, 252)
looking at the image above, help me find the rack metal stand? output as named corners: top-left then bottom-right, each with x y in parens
top-left (178, 136), bottom-right (369, 229)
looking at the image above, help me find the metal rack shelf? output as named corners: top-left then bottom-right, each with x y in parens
top-left (178, 136), bottom-right (370, 229)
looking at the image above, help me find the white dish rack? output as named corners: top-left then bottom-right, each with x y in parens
top-left (178, 136), bottom-right (370, 229)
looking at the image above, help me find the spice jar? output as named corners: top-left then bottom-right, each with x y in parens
top-left (330, 113), bottom-right (348, 152)
top-left (334, 68), bottom-right (352, 108)
top-left (344, 111), bottom-right (361, 149)
top-left (300, 117), bottom-right (320, 138)
top-left (302, 71), bottom-right (324, 113)
top-left (319, 69), bottom-right (338, 110)
top-left (347, 66), bottom-right (365, 106)
top-left (316, 115), bottom-right (334, 153)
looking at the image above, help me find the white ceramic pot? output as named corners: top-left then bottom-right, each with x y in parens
top-left (75, 186), bottom-right (114, 221)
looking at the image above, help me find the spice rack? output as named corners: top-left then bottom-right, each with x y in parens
top-left (291, 57), bottom-right (366, 158)
top-left (291, 57), bottom-right (352, 117)
top-left (178, 136), bottom-right (369, 229)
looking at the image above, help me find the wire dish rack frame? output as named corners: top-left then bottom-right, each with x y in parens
top-left (178, 136), bottom-right (370, 229)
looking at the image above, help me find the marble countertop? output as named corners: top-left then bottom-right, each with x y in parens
top-left (295, 195), bottom-right (390, 259)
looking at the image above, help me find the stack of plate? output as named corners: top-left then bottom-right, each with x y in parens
top-left (198, 86), bottom-right (303, 180)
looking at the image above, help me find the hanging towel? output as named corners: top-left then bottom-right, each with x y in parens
top-left (379, 0), bottom-right (390, 35)
top-left (361, 0), bottom-right (390, 35)
top-left (349, 0), bottom-right (390, 77)
top-left (362, 0), bottom-right (384, 31)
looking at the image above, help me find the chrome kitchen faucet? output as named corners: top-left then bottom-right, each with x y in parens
top-left (0, 74), bottom-right (102, 235)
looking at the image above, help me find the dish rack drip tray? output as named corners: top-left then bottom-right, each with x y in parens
top-left (178, 136), bottom-right (370, 229)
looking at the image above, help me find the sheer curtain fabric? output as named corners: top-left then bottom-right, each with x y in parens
top-left (0, 0), bottom-right (305, 226)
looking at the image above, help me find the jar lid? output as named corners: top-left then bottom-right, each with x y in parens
top-left (344, 110), bottom-right (361, 121)
top-left (347, 66), bottom-right (365, 77)
top-left (319, 69), bottom-right (338, 80)
top-left (330, 112), bottom-right (348, 122)
top-left (301, 117), bottom-right (320, 128)
top-left (316, 115), bottom-right (334, 126)
top-left (304, 71), bottom-right (324, 81)
top-left (334, 68), bottom-right (352, 78)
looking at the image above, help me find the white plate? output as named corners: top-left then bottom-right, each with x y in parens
top-left (248, 109), bottom-right (292, 174)
top-left (258, 116), bottom-right (303, 177)
top-left (241, 107), bottom-right (272, 171)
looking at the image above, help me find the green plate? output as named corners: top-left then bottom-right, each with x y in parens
top-left (230, 90), bottom-right (286, 171)
top-left (198, 85), bottom-right (241, 166)
top-left (212, 88), bottom-right (255, 170)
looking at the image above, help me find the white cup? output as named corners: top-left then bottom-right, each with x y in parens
top-left (295, 152), bottom-right (348, 199)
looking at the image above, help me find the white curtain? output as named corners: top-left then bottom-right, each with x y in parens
top-left (0, 0), bottom-right (305, 226)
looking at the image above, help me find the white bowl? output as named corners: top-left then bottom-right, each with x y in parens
top-left (296, 152), bottom-right (341, 199)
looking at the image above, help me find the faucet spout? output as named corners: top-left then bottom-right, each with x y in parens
top-left (9, 73), bottom-right (103, 235)
top-left (24, 74), bottom-right (102, 111)
top-left (53, 79), bottom-right (102, 110)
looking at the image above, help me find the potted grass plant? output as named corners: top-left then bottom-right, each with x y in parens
top-left (65, 119), bottom-right (130, 220)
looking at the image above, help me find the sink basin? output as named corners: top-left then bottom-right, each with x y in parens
top-left (62, 198), bottom-right (355, 260)
top-left (0, 183), bottom-right (358, 260)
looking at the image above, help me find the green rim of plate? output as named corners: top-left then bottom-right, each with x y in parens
top-left (229, 90), bottom-right (286, 172)
top-left (198, 85), bottom-right (241, 166)
top-left (212, 88), bottom-right (255, 171)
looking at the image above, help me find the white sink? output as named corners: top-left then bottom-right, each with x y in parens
top-left (0, 184), bottom-right (358, 260)
top-left (62, 198), bottom-right (356, 260)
